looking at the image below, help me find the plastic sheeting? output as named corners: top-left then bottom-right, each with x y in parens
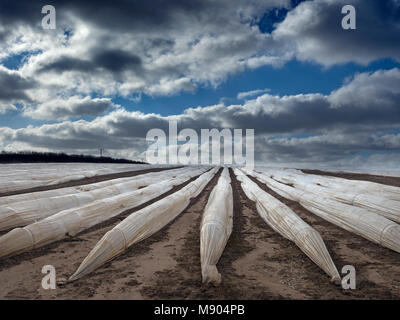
top-left (69, 168), bottom-right (218, 281)
top-left (0, 167), bottom-right (196, 231)
top-left (314, 169), bottom-right (400, 178)
top-left (235, 169), bottom-right (341, 283)
top-left (0, 164), bottom-right (176, 194)
top-left (200, 168), bottom-right (233, 285)
top-left (0, 164), bottom-right (143, 179)
top-left (0, 167), bottom-right (210, 259)
top-left (0, 163), bottom-right (153, 181)
top-left (0, 167), bottom-right (186, 206)
top-left (267, 170), bottom-right (400, 224)
top-left (258, 168), bottom-right (400, 202)
top-left (244, 169), bottom-right (400, 254)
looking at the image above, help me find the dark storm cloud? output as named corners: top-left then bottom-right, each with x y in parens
top-left (0, 1), bottom-right (45, 25)
top-left (39, 50), bottom-right (143, 74)
top-left (24, 96), bottom-right (119, 120)
top-left (274, 0), bottom-right (400, 65)
top-left (60, 0), bottom-right (211, 31)
top-left (38, 56), bottom-right (94, 73)
top-left (2, 120), bottom-right (147, 151)
top-left (93, 50), bottom-right (142, 73)
top-left (0, 0), bottom-right (214, 30)
top-left (3, 0), bottom-right (398, 102)
top-left (0, 67), bottom-right (35, 102)
top-left (253, 131), bottom-right (400, 168)
top-left (1, 0), bottom-right (399, 76)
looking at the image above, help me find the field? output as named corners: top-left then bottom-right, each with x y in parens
top-left (0, 163), bottom-right (399, 299)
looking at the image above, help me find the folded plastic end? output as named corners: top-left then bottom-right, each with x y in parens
top-left (202, 265), bottom-right (222, 286)
top-left (68, 240), bottom-right (112, 282)
top-left (330, 275), bottom-right (342, 286)
top-left (69, 229), bottom-right (125, 282)
top-left (381, 224), bottom-right (400, 254)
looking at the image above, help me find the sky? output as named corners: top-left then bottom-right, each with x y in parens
top-left (0, 0), bottom-right (399, 170)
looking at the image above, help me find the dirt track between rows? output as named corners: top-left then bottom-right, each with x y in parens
top-left (0, 168), bottom-right (399, 299)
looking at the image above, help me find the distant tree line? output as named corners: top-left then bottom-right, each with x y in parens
top-left (0, 151), bottom-right (146, 164)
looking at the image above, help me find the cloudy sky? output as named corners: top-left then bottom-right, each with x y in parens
top-left (0, 0), bottom-right (399, 169)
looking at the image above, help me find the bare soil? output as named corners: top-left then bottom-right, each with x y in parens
top-left (0, 168), bottom-right (399, 299)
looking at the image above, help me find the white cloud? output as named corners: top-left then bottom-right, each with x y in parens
top-left (0, 0), bottom-right (398, 119)
top-left (1, 68), bottom-right (399, 168)
top-left (0, 1), bottom-right (399, 168)
top-left (23, 96), bottom-right (119, 120)
top-left (237, 88), bottom-right (271, 100)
